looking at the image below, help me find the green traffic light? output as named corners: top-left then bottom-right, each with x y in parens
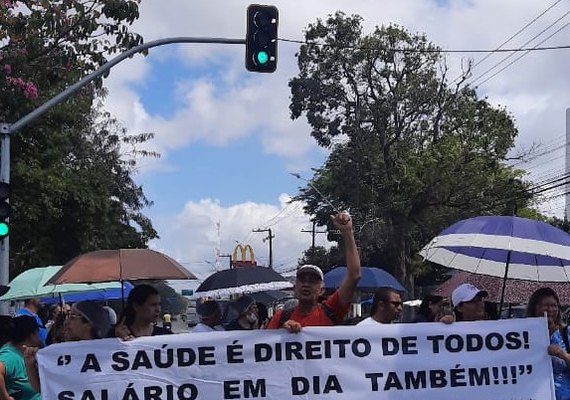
top-left (0, 222), bottom-right (8, 238)
top-left (256, 51), bottom-right (269, 65)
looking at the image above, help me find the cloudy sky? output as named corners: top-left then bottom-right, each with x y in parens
top-left (101, 0), bottom-right (570, 289)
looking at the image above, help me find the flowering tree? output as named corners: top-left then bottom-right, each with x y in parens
top-left (1, 0), bottom-right (142, 108)
top-left (0, 1), bottom-right (158, 274)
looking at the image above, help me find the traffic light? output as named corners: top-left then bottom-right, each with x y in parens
top-left (0, 182), bottom-right (9, 240)
top-left (245, 4), bottom-right (278, 73)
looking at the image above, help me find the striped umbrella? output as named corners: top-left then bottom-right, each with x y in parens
top-left (419, 215), bottom-right (570, 310)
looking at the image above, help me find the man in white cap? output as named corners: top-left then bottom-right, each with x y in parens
top-left (451, 283), bottom-right (488, 322)
top-left (267, 212), bottom-right (361, 332)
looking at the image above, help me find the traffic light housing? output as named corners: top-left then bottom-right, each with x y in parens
top-left (245, 4), bottom-right (278, 73)
top-left (0, 182), bottom-right (9, 240)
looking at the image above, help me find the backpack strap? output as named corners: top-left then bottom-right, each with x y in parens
top-left (278, 300), bottom-right (338, 326)
top-left (562, 325), bottom-right (570, 353)
top-left (279, 299), bottom-right (299, 326)
top-left (319, 302), bottom-right (338, 325)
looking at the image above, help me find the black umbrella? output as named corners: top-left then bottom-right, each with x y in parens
top-left (250, 290), bottom-right (290, 304)
top-left (193, 266), bottom-right (292, 298)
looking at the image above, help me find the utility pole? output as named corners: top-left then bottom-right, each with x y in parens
top-left (564, 108), bottom-right (570, 221)
top-left (219, 254), bottom-right (232, 269)
top-left (301, 220), bottom-right (327, 251)
top-left (252, 228), bottom-right (274, 269)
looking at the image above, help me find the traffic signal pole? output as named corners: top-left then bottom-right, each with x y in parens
top-left (0, 35), bottom-right (246, 311)
top-left (0, 129), bottom-right (9, 303)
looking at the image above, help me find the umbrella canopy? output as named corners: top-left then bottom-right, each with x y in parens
top-left (249, 290), bottom-right (290, 305)
top-left (324, 266), bottom-right (405, 292)
top-left (0, 266), bottom-right (123, 302)
top-left (434, 271), bottom-right (570, 305)
top-left (419, 216), bottom-right (570, 281)
top-left (193, 266), bottom-right (292, 298)
top-left (40, 281), bottom-right (135, 305)
top-left (48, 249), bottom-right (196, 284)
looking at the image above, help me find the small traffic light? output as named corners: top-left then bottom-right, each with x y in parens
top-left (0, 182), bottom-right (9, 239)
top-left (245, 4), bottom-right (278, 73)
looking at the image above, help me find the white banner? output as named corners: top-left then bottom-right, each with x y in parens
top-left (38, 318), bottom-right (554, 400)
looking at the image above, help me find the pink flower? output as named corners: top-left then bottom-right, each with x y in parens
top-left (3, 0), bottom-right (14, 9)
top-left (23, 81), bottom-right (38, 99)
top-left (6, 77), bottom-right (39, 100)
top-left (3, 64), bottom-right (11, 75)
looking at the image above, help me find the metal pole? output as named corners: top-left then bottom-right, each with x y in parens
top-left (0, 36), bottom-right (246, 311)
top-left (498, 250), bottom-right (512, 315)
top-left (0, 125), bottom-right (9, 314)
top-left (268, 228), bottom-right (273, 270)
top-left (301, 220), bottom-right (326, 252)
top-left (566, 108), bottom-right (570, 220)
top-left (8, 37), bottom-right (245, 135)
top-left (252, 228), bottom-right (274, 269)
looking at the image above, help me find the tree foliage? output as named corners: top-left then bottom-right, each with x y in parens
top-left (1, 1), bottom-right (156, 276)
top-left (297, 245), bottom-right (340, 275)
top-left (290, 13), bottom-right (533, 294)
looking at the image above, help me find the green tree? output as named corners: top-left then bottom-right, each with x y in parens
top-left (11, 103), bottom-right (158, 274)
top-left (289, 13), bottom-right (532, 294)
top-left (0, 1), bottom-right (156, 275)
top-left (297, 245), bottom-right (340, 275)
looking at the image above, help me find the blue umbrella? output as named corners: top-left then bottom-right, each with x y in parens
top-left (419, 215), bottom-right (570, 310)
top-left (324, 266), bottom-right (405, 291)
top-left (40, 282), bottom-right (134, 304)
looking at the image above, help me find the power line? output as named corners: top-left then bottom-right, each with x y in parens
top-left (468, 0), bottom-right (564, 71)
top-left (262, 202), bottom-right (305, 229)
top-left (511, 143), bottom-right (566, 167)
top-left (279, 38), bottom-right (570, 54)
top-left (258, 199), bottom-right (298, 228)
top-left (473, 18), bottom-right (570, 87)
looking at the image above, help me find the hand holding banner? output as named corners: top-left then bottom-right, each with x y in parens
top-left (37, 318), bottom-right (554, 400)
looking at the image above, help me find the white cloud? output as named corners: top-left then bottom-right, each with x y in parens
top-left (104, 0), bottom-right (570, 164)
top-left (150, 194), bottom-right (327, 280)
top-left (99, 1), bottom-right (570, 283)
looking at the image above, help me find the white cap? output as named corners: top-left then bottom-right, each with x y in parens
top-left (296, 265), bottom-right (324, 281)
top-left (451, 283), bottom-right (488, 307)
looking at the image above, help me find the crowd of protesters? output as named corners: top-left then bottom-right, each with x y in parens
top-left (0, 212), bottom-right (569, 399)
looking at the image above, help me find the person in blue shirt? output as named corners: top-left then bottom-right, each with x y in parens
top-left (16, 299), bottom-right (47, 346)
top-left (526, 287), bottom-right (570, 400)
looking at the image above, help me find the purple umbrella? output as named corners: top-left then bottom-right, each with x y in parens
top-left (420, 215), bottom-right (570, 310)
